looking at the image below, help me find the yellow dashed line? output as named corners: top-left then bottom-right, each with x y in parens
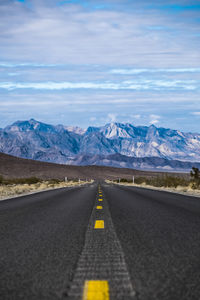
top-left (98, 198), bottom-right (103, 202)
top-left (94, 220), bottom-right (104, 229)
top-left (96, 205), bottom-right (103, 210)
top-left (83, 280), bottom-right (109, 300)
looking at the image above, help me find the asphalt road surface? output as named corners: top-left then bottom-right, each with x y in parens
top-left (1, 182), bottom-right (200, 300)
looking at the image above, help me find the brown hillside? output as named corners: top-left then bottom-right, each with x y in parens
top-left (0, 152), bottom-right (185, 180)
top-left (0, 153), bottom-right (175, 179)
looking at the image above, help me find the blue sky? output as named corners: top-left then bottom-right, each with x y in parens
top-left (0, 0), bottom-right (200, 132)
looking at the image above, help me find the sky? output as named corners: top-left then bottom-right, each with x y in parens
top-left (0, 0), bottom-right (200, 132)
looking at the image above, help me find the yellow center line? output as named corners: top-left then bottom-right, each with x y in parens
top-left (94, 220), bottom-right (104, 229)
top-left (98, 198), bottom-right (103, 201)
top-left (96, 205), bottom-right (103, 209)
top-left (83, 280), bottom-right (109, 300)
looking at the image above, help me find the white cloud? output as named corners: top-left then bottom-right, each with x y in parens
top-left (0, 79), bottom-right (198, 90)
top-left (107, 113), bottom-right (117, 122)
top-left (0, 90), bottom-right (200, 131)
top-left (150, 114), bottom-right (161, 119)
top-left (149, 114), bottom-right (161, 125)
top-left (90, 116), bottom-right (96, 121)
top-left (8, 72), bottom-right (20, 76)
top-left (0, 0), bottom-right (200, 132)
top-left (132, 114), bottom-right (141, 119)
top-left (150, 119), bottom-right (159, 125)
top-left (110, 68), bottom-right (200, 75)
top-left (192, 112), bottom-right (200, 116)
top-left (0, 0), bottom-right (199, 67)
top-left (0, 62), bottom-right (60, 68)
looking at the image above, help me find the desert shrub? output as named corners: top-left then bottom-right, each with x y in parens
top-left (48, 178), bottom-right (61, 184)
top-left (4, 177), bottom-right (41, 185)
top-left (135, 175), bottom-right (189, 188)
top-left (190, 167), bottom-right (200, 180)
top-left (135, 177), bottom-right (147, 184)
top-left (71, 178), bottom-right (79, 182)
top-left (120, 178), bottom-right (132, 183)
top-left (161, 176), bottom-right (189, 188)
top-left (0, 175), bottom-right (3, 184)
top-left (190, 167), bottom-right (200, 189)
top-left (24, 177), bottom-right (41, 184)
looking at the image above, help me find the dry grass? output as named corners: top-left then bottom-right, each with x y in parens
top-left (0, 180), bottom-right (92, 200)
top-left (108, 180), bottom-right (200, 198)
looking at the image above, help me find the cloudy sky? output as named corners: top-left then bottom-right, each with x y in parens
top-left (0, 0), bottom-right (200, 132)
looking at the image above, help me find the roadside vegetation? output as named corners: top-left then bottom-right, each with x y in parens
top-left (111, 167), bottom-right (200, 196)
top-left (190, 167), bottom-right (200, 189)
top-left (133, 175), bottom-right (189, 188)
top-left (0, 176), bottom-right (91, 200)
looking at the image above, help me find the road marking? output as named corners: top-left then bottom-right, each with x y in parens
top-left (68, 185), bottom-right (135, 299)
top-left (83, 280), bottom-right (109, 300)
top-left (94, 220), bottom-right (104, 229)
top-left (96, 205), bottom-right (103, 209)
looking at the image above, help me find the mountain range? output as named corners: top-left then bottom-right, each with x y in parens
top-left (0, 118), bottom-right (200, 171)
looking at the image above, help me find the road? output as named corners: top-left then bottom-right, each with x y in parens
top-left (1, 182), bottom-right (200, 299)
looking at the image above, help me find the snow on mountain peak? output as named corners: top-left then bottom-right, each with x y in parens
top-left (65, 126), bottom-right (86, 135)
top-left (5, 119), bottom-right (58, 133)
top-left (1, 119), bottom-right (200, 164)
top-left (101, 122), bottom-right (133, 139)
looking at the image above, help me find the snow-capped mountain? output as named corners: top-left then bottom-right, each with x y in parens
top-left (64, 126), bottom-right (86, 135)
top-left (0, 119), bottom-right (81, 163)
top-left (1, 119), bottom-right (200, 170)
top-left (98, 122), bottom-right (200, 162)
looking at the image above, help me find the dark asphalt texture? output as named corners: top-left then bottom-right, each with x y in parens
top-left (0, 184), bottom-right (96, 300)
top-left (103, 183), bottom-right (200, 300)
top-left (1, 182), bottom-right (200, 299)
top-left (68, 185), bottom-right (135, 299)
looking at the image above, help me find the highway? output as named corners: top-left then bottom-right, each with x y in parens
top-left (1, 182), bottom-right (200, 299)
